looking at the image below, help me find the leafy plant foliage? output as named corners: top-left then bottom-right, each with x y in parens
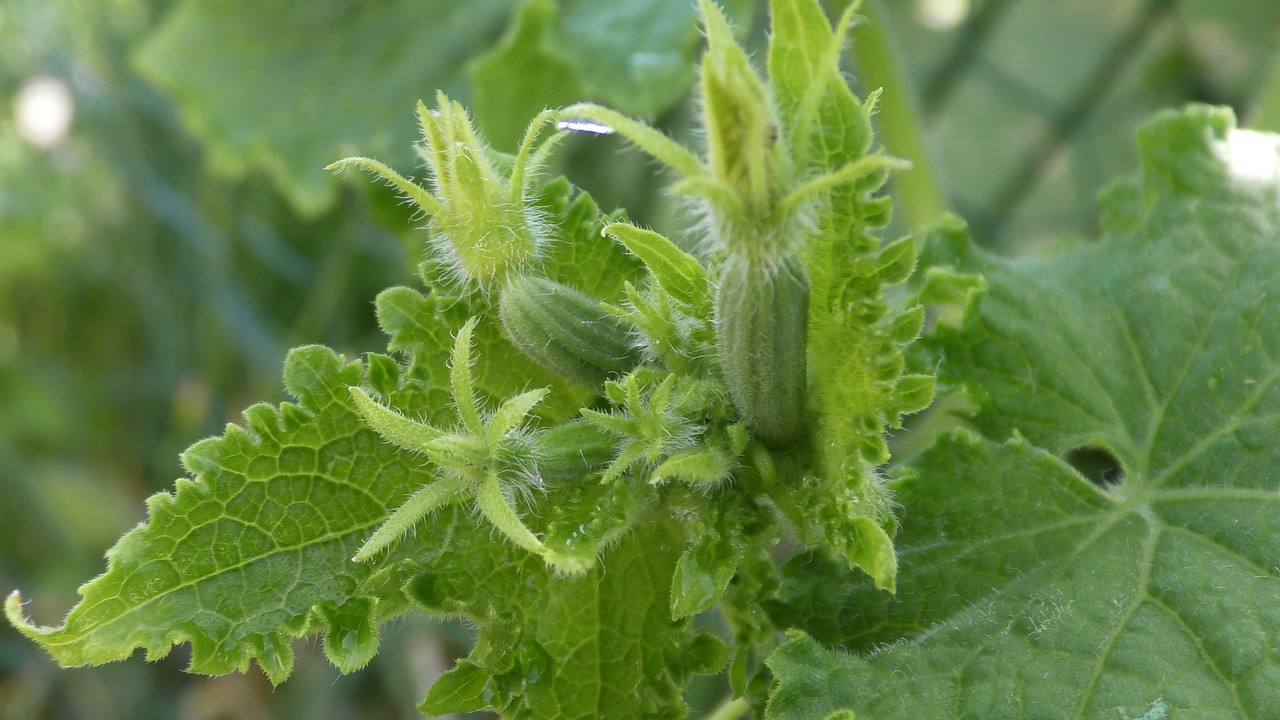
top-left (10, 1), bottom-right (923, 715)
top-left (9, 2), bottom-right (1280, 719)
top-left (769, 106), bottom-right (1280, 718)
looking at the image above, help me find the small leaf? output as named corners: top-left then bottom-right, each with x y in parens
top-left (418, 661), bottom-right (491, 714)
top-left (317, 598), bottom-right (379, 673)
top-left (841, 517), bottom-right (896, 595)
top-left (671, 527), bottom-right (742, 619)
top-left (885, 305), bottom-right (926, 344)
top-left (685, 633), bottom-right (731, 675)
top-left (894, 374), bottom-right (935, 418)
top-left (602, 222), bottom-right (710, 312)
top-left (873, 235), bottom-right (917, 285)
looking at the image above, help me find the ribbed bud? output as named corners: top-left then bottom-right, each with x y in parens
top-left (499, 275), bottom-right (643, 388)
top-left (715, 253), bottom-right (808, 448)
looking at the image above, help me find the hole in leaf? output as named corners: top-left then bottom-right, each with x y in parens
top-left (1063, 446), bottom-right (1125, 488)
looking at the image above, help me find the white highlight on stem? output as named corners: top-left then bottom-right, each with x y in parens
top-left (555, 120), bottom-right (614, 135)
top-left (15, 75), bottom-right (74, 149)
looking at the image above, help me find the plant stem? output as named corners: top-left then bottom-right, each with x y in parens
top-left (848, 0), bottom-right (948, 232)
top-left (704, 696), bottom-right (751, 720)
top-left (1250, 49), bottom-right (1280, 132)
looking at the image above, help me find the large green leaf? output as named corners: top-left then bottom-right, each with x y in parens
top-left (133, 0), bottom-right (513, 216)
top-left (6, 347), bottom-right (439, 683)
top-left (469, 0), bottom-right (588, 152)
top-left (769, 106), bottom-right (1280, 717)
top-left (550, 0), bottom-right (708, 117)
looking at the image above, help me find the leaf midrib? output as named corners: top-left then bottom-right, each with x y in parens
top-left (48, 514), bottom-right (385, 652)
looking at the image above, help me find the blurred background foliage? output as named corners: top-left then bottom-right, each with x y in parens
top-left (1, 0), bottom-right (1277, 717)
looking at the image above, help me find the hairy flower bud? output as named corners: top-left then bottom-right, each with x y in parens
top-left (329, 92), bottom-right (563, 293)
top-left (416, 94), bottom-right (546, 289)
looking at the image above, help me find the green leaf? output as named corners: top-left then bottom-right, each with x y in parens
top-left (134, 0), bottom-right (513, 216)
top-left (552, 0), bottom-right (706, 117)
top-left (670, 499), bottom-right (749, 619)
top-left (6, 347), bottom-right (435, 683)
top-left (316, 597), bottom-right (379, 673)
top-left (602, 222), bottom-right (711, 313)
top-left (470, 0), bottom-right (713, 149)
top-left (768, 106), bottom-right (1280, 718)
top-left (405, 514), bottom-right (708, 719)
top-left (419, 661), bottom-right (491, 714)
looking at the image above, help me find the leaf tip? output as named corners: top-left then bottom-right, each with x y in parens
top-left (4, 590), bottom-right (36, 636)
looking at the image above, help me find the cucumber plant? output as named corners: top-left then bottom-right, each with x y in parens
top-left (9, 1), bottom-right (1280, 718)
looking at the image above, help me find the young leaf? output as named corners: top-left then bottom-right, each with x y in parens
top-left (768, 106), bottom-right (1280, 718)
top-left (670, 497), bottom-right (750, 619)
top-left (602, 222), bottom-right (710, 314)
top-left (418, 660), bottom-right (490, 714)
